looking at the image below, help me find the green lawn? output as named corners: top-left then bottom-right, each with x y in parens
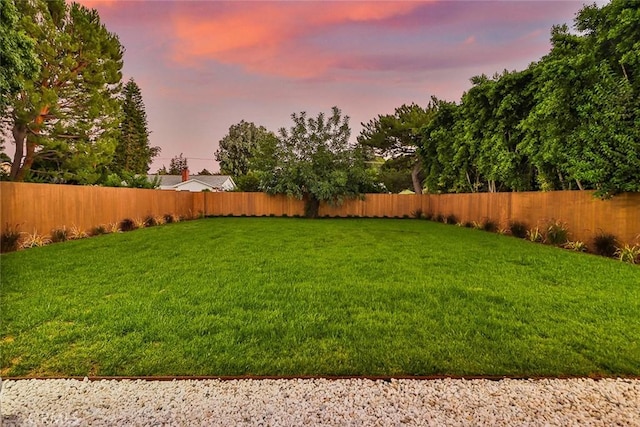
top-left (1, 217), bottom-right (639, 377)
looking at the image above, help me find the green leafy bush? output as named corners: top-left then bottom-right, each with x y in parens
top-left (593, 233), bottom-right (617, 257)
top-left (509, 221), bottom-right (528, 239)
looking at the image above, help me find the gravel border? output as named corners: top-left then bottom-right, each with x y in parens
top-left (2, 378), bottom-right (639, 426)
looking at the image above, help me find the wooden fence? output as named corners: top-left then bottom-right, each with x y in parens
top-left (1, 182), bottom-right (639, 247)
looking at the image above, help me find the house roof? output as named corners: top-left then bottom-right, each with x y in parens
top-left (147, 174), bottom-right (235, 189)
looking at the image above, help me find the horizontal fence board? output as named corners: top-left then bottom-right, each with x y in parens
top-left (1, 182), bottom-right (638, 247)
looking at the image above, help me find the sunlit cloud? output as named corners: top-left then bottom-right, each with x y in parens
top-left (169, 2), bottom-right (425, 78)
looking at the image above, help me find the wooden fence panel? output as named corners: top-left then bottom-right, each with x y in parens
top-left (1, 183), bottom-right (638, 246)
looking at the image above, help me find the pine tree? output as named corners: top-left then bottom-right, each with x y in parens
top-left (8, 0), bottom-right (124, 183)
top-left (113, 78), bottom-right (159, 174)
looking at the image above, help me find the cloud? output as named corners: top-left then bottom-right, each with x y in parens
top-left (169, 2), bottom-right (425, 78)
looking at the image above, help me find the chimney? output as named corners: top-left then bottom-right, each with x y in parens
top-left (181, 168), bottom-right (189, 182)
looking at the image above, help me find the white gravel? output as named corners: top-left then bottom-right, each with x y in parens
top-left (1, 377), bottom-right (639, 426)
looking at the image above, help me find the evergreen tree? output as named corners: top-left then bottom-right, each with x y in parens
top-left (112, 78), bottom-right (159, 174)
top-left (7, 0), bottom-right (123, 183)
top-left (168, 153), bottom-right (188, 174)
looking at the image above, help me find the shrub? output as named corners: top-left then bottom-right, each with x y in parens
top-left (446, 214), bottom-right (458, 225)
top-left (482, 219), bottom-right (498, 233)
top-left (90, 225), bottom-right (108, 236)
top-left (615, 245), bottom-right (640, 264)
top-left (164, 214), bottom-right (175, 224)
top-left (563, 241), bottom-right (587, 252)
top-left (509, 221), bottom-right (528, 239)
top-left (527, 227), bottom-right (544, 243)
top-left (464, 221), bottom-right (473, 228)
top-left (423, 212), bottom-right (433, 221)
top-left (546, 220), bottom-right (569, 245)
top-left (51, 227), bottom-right (69, 243)
top-left (134, 218), bottom-right (146, 229)
top-left (108, 222), bottom-right (121, 233)
top-left (20, 231), bottom-right (51, 249)
top-left (69, 226), bottom-right (88, 240)
top-left (411, 209), bottom-right (423, 219)
top-left (434, 214), bottom-right (445, 223)
top-left (1, 225), bottom-right (21, 253)
top-left (593, 233), bottom-right (617, 257)
top-left (120, 218), bottom-right (138, 232)
top-left (144, 216), bottom-right (158, 227)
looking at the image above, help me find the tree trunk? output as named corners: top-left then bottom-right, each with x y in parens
top-left (10, 124), bottom-right (27, 180)
top-left (304, 194), bottom-right (320, 218)
top-left (411, 161), bottom-right (422, 195)
top-left (12, 105), bottom-right (49, 181)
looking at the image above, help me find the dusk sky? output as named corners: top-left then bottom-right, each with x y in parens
top-left (75, 0), bottom-right (599, 174)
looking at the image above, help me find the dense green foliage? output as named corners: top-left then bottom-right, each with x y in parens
top-left (358, 104), bottom-right (433, 193)
top-left (0, 0), bottom-right (39, 116)
top-left (214, 120), bottom-right (276, 179)
top-left (5, 0), bottom-right (124, 184)
top-left (2, 218), bottom-right (639, 377)
top-left (414, 0), bottom-right (639, 197)
top-left (112, 79), bottom-right (159, 176)
top-left (258, 107), bottom-right (379, 217)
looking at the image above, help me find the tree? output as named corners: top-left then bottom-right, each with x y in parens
top-left (6, 0), bottom-right (123, 182)
top-left (358, 104), bottom-right (434, 194)
top-left (0, 0), bottom-right (39, 113)
top-left (214, 120), bottom-right (276, 177)
top-left (258, 107), bottom-right (377, 217)
top-left (112, 78), bottom-right (159, 175)
top-left (197, 168), bottom-right (212, 175)
top-left (168, 153), bottom-right (188, 174)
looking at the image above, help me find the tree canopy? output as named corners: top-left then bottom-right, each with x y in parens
top-left (257, 107), bottom-right (379, 217)
top-left (214, 120), bottom-right (276, 178)
top-left (415, 0), bottom-right (639, 197)
top-left (5, 0), bottom-right (124, 183)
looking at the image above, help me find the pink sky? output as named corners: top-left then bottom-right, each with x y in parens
top-left (74, 0), bottom-right (594, 174)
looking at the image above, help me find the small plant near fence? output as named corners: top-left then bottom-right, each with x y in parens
top-left (527, 227), bottom-right (545, 243)
top-left (164, 214), bottom-right (176, 224)
top-left (51, 227), bottom-right (69, 243)
top-left (120, 218), bottom-right (138, 232)
top-left (446, 214), bottom-right (458, 225)
top-left (593, 233), bottom-right (618, 258)
top-left (1, 224), bottom-right (21, 253)
top-left (563, 241), bottom-right (587, 252)
top-left (69, 226), bottom-right (89, 240)
top-left (509, 221), bottom-right (529, 239)
top-left (411, 209), bottom-right (424, 219)
top-left (482, 219), bottom-right (498, 233)
top-left (545, 220), bottom-right (570, 245)
top-left (434, 214), bottom-right (445, 223)
top-left (90, 225), bottom-right (109, 236)
top-left (144, 216), bottom-right (158, 227)
top-left (615, 244), bottom-right (640, 264)
top-left (20, 231), bottom-right (51, 249)
top-left (134, 218), bottom-right (146, 229)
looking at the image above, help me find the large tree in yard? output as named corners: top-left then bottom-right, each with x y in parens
top-left (259, 107), bottom-right (377, 217)
top-left (358, 104), bottom-right (434, 194)
top-left (6, 0), bottom-right (123, 182)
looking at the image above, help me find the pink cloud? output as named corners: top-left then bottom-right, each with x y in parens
top-left (169, 2), bottom-right (425, 78)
